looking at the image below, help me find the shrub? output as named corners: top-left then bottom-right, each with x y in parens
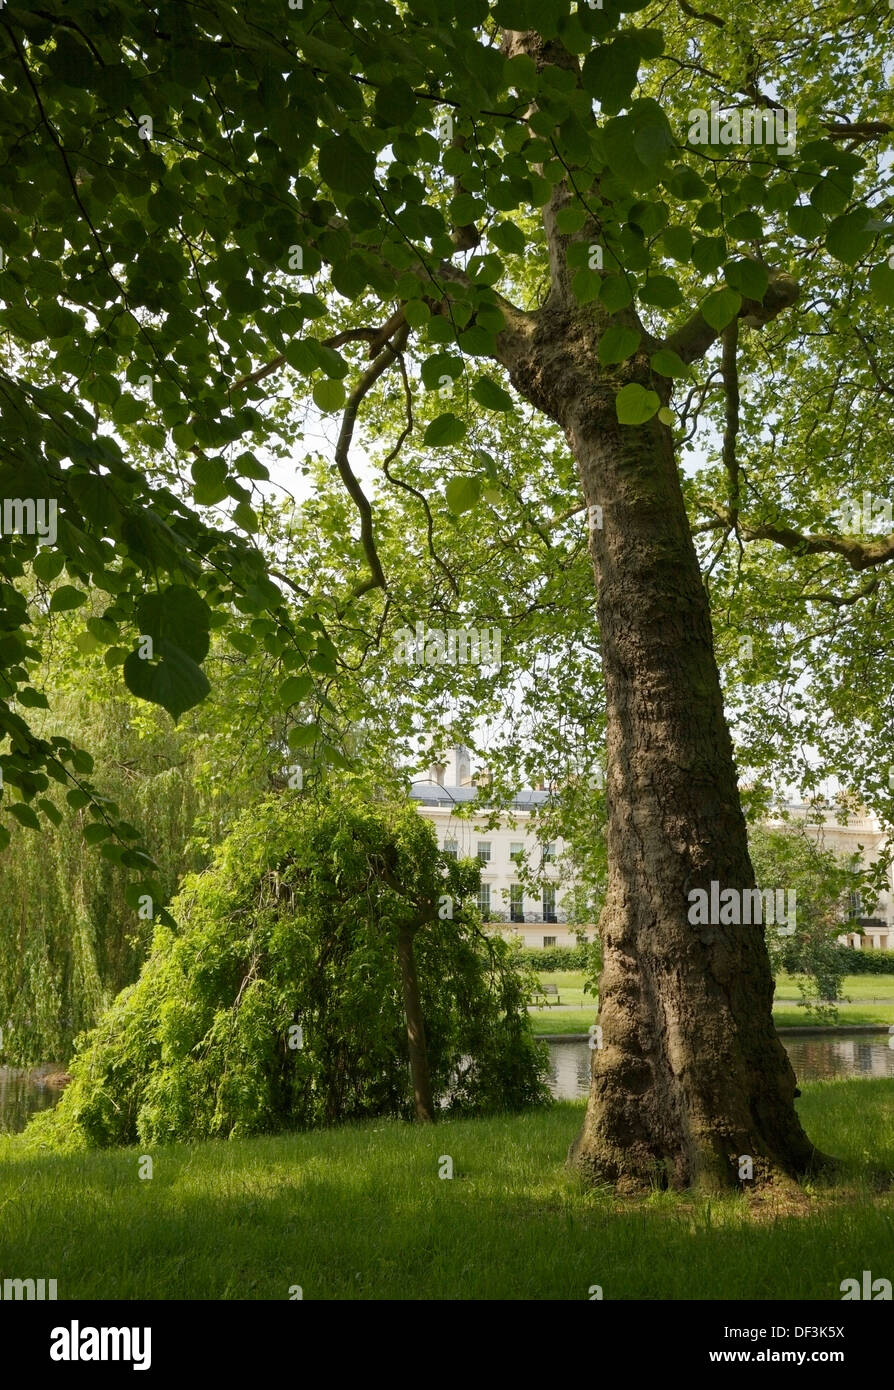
top-left (29, 790), bottom-right (549, 1149)
top-left (518, 945), bottom-right (593, 972)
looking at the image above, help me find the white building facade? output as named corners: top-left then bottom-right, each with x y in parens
top-left (410, 746), bottom-right (584, 948)
top-left (410, 750), bottom-right (894, 951)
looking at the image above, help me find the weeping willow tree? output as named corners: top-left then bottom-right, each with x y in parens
top-left (0, 609), bottom-right (301, 1065)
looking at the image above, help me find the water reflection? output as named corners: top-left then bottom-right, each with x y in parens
top-left (0, 1068), bottom-right (66, 1134)
top-left (2, 1037), bottom-right (893, 1131)
top-left (546, 1033), bottom-right (894, 1100)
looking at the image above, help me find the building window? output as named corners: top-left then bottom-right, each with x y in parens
top-left (477, 841), bottom-right (491, 863)
top-left (848, 890), bottom-right (862, 920)
top-left (543, 886), bottom-right (557, 923)
top-left (476, 883), bottom-right (491, 917)
top-left (443, 839), bottom-right (458, 859)
top-left (543, 936), bottom-right (557, 948)
top-left (510, 841), bottom-right (524, 863)
top-left (510, 884), bottom-right (524, 922)
top-left (542, 841), bottom-right (556, 863)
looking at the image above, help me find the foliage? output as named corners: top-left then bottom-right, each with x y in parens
top-left (0, 609), bottom-right (320, 1063)
top-left (833, 948), bottom-right (894, 976)
top-left (0, 0), bottom-right (891, 875)
top-left (749, 823), bottom-right (866, 1022)
top-left (519, 944), bottom-right (596, 973)
top-left (29, 789), bottom-right (549, 1148)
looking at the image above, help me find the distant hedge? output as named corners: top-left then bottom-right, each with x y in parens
top-left (520, 943), bottom-right (894, 976)
top-left (833, 946), bottom-right (894, 975)
top-left (519, 944), bottom-right (594, 972)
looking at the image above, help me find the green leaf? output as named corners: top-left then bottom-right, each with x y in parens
top-left (726, 210), bottom-right (763, 241)
top-left (318, 135), bottom-right (375, 192)
top-left (556, 205), bottom-right (589, 234)
top-left (83, 821), bottom-right (114, 844)
top-left (312, 378), bottom-right (346, 412)
top-left (445, 475), bottom-right (482, 514)
top-left (691, 236), bottom-right (727, 274)
top-left (701, 288), bottom-right (742, 332)
top-left (787, 203), bottom-right (825, 241)
top-left (826, 209), bottom-right (874, 265)
top-left (136, 586), bottom-right (211, 665)
top-left (74, 631), bottom-right (100, 653)
top-left (598, 276), bottom-right (634, 311)
top-left (49, 585), bottom-right (88, 613)
top-left (421, 353), bottom-right (463, 391)
top-left (279, 674), bottom-right (314, 706)
top-left (9, 803), bottom-right (40, 830)
top-left (123, 646), bottom-right (211, 721)
top-left (423, 413), bottom-right (467, 447)
top-left (660, 225), bottom-right (692, 262)
top-left (571, 269), bottom-right (603, 306)
top-left (471, 376), bottom-right (514, 411)
top-left (287, 723), bottom-right (320, 750)
top-left (191, 456), bottom-right (229, 506)
top-left (581, 38), bottom-right (641, 116)
top-left (449, 193), bottom-right (485, 226)
top-left (32, 549), bottom-right (65, 583)
top-left (723, 259), bottom-right (769, 301)
top-left (232, 500), bottom-right (258, 532)
top-left (111, 394), bottom-right (146, 426)
top-left (615, 383), bottom-right (660, 425)
top-left (489, 221), bottom-right (527, 255)
top-left (17, 687), bottom-right (50, 708)
top-left (638, 275), bottom-right (682, 308)
top-left (657, 406), bottom-right (675, 425)
top-left (36, 798), bottom-right (62, 827)
top-left (649, 349), bottom-right (689, 378)
top-left (869, 262), bottom-right (894, 307)
top-left (598, 325), bottom-right (641, 365)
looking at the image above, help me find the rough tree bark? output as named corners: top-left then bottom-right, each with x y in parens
top-left (482, 29), bottom-right (824, 1192)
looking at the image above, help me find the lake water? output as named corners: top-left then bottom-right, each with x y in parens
top-left (546, 1033), bottom-right (894, 1100)
top-left (0, 1069), bottom-right (67, 1135)
top-left (2, 1035), bottom-right (893, 1132)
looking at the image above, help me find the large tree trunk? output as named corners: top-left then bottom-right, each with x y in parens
top-left (506, 302), bottom-right (821, 1191)
top-left (397, 925), bottom-right (435, 1123)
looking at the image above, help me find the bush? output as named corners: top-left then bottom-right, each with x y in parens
top-left (832, 946), bottom-right (894, 975)
top-left (28, 791), bottom-right (549, 1149)
top-left (519, 945), bottom-right (594, 972)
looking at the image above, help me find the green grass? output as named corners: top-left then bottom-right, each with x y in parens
top-left (529, 972), bottom-right (894, 1033)
top-left (0, 1081), bottom-right (892, 1299)
top-left (532, 1008), bottom-right (598, 1033)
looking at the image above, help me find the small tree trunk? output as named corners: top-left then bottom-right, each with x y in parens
top-left (397, 925), bottom-right (435, 1123)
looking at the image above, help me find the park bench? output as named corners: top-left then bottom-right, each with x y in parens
top-left (536, 982), bottom-right (562, 1007)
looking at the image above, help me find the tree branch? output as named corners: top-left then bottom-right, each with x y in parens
top-left (697, 506), bottom-right (894, 571)
top-left (720, 319), bottom-right (741, 529)
top-left (336, 323), bottom-right (412, 599)
top-left (666, 270), bottom-right (800, 365)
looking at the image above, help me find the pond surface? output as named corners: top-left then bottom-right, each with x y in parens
top-left (0, 1068), bottom-right (67, 1135)
top-left (546, 1033), bottom-right (894, 1100)
top-left (2, 1036), bottom-right (893, 1132)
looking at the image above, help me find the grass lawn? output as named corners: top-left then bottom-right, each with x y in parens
top-left (0, 1081), bottom-right (892, 1299)
top-left (529, 971), bottom-right (894, 1033)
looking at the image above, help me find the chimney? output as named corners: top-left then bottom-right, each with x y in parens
top-left (455, 744), bottom-right (472, 785)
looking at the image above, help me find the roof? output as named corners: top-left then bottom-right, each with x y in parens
top-left (408, 780), bottom-right (551, 810)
